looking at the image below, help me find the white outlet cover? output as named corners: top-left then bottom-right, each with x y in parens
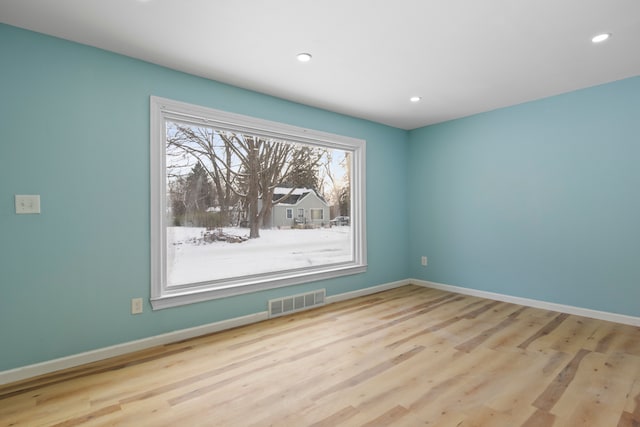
top-left (15, 195), bottom-right (41, 214)
top-left (131, 298), bottom-right (143, 314)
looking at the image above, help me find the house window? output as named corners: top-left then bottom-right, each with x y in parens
top-left (310, 208), bottom-right (323, 221)
top-left (150, 96), bottom-right (367, 309)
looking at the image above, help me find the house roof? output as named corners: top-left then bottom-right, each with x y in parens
top-left (273, 187), bottom-right (314, 196)
top-left (271, 187), bottom-right (328, 206)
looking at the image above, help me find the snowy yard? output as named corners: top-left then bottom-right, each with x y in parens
top-left (167, 226), bottom-right (352, 286)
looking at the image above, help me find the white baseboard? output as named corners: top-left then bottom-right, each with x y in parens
top-left (6, 277), bottom-right (636, 386)
top-left (325, 279), bottom-right (411, 304)
top-left (412, 278), bottom-right (640, 327)
top-left (0, 311), bottom-right (268, 386)
top-left (0, 279), bottom-right (411, 386)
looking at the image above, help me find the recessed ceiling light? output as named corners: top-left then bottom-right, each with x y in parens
top-left (592, 33), bottom-right (611, 43)
top-left (296, 53), bottom-right (312, 62)
top-left (410, 96), bottom-right (422, 103)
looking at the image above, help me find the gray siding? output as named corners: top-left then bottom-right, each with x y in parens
top-left (269, 192), bottom-right (329, 228)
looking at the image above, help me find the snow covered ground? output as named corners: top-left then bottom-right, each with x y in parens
top-left (167, 226), bottom-right (352, 286)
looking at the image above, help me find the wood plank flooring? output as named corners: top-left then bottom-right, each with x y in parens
top-left (2, 285), bottom-right (640, 426)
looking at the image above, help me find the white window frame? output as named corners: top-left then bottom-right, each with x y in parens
top-left (286, 208), bottom-right (293, 219)
top-left (150, 96), bottom-right (367, 310)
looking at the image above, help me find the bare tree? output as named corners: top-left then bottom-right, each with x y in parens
top-left (167, 122), bottom-right (330, 238)
top-left (339, 152), bottom-right (352, 216)
top-left (167, 124), bottom-right (238, 226)
top-left (219, 134), bottom-right (306, 237)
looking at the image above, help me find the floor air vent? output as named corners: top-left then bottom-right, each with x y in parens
top-left (268, 289), bottom-right (326, 318)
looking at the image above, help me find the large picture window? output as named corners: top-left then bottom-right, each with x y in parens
top-left (150, 97), bottom-right (367, 309)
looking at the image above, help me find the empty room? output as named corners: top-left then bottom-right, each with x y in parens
top-left (1, 1), bottom-right (640, 426)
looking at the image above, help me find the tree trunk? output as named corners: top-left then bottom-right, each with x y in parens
top-left (247, 139), bottom-right (260, 238)
top-left (261, 193), bottom-right (273, 229)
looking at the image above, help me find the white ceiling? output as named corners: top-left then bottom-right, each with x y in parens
top-left (1, 0), bottom-right (639, 130)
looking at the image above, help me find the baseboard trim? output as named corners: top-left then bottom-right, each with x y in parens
top-left (0, 311), bottom-right (268, 386)
top-left (412, 278), bottom-right (640, 327)
top-left (7, 277), bottom-right (634, 386)
top-left (325, 279), bottom-right (411, 304)
top-left (0, 279), bottom-right (411, 386)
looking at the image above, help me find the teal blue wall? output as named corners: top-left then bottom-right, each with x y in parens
top-left (408, 76), bottom-right (640, 316)
top-left (3, 21), bottom-right (639, 374)
top-left (0, 24), bottom-right (410, 371)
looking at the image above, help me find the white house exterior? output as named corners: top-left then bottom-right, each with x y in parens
top-left (262, 187), bottom-right (329, 228)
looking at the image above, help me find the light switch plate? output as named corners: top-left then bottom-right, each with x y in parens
top-left (131, 298), bottom-right (143, 314)
top-left (15, 195), bottom-right (41, 214)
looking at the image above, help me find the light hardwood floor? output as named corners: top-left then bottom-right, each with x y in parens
top-left (2, 285), bottom-right (640, 426)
